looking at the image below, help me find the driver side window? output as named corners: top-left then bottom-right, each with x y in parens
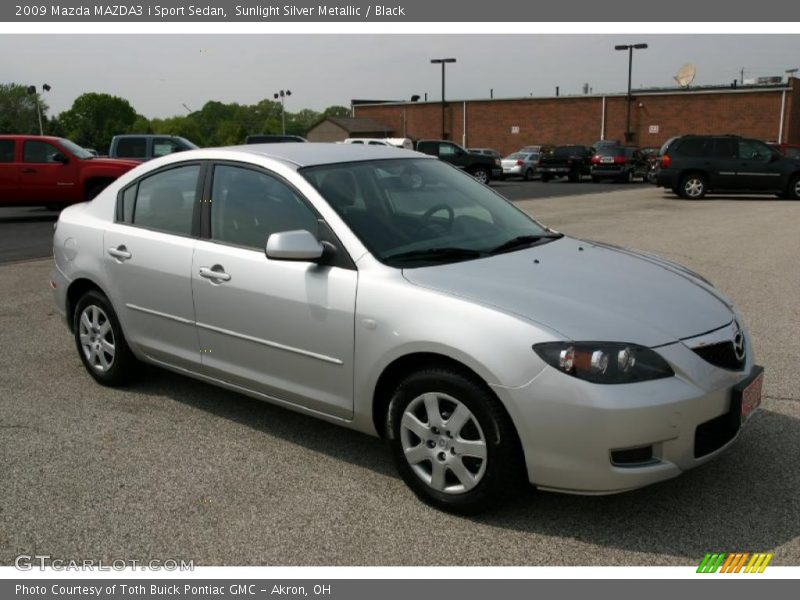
top-left (739, 139), bottom-right (772, 162)
top-left (210, 165), bottom-right (319, 250)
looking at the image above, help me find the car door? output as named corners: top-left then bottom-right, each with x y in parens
top-left (191, 163), bottom-right (357, 418)
top-left (438, 142), bottom-right (467, 169)
top-left (737, 139), bottom-right (784, 191)
top-left (19, 139), bottom-right (79, 203)
top-left (703, 137), bottom-right (739, 189)
top-left (0, 139), bottom-right (18, 201)
top-left (103, 162), bottom-right (203, 370)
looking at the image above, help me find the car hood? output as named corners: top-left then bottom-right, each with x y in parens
top-left (401, 236), bottom-right (734, 347)
top-left (84, 158), bottom-right (140, 169)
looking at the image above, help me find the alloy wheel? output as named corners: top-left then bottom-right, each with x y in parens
top-left (78, 305), bottom-right (115, 372)
top-left (399, 392), bottom-right (488, 494)
top-left (684, 178), bottom-right (704, 198)
top-left (473, 170), bottom-right (489, 184)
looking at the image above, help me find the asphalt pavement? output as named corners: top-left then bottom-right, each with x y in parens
top-left (1, 186), bottom-right (798, 566)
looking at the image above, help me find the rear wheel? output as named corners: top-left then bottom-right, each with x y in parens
top-left (85, 181), bottom-right (110, 201)
top-left (679, 173), bottom-right (707, 199)
top-left (541, 174), bottom-right (551, 183)
top-left (568, 171), bottom-right (580, 183)
top-left (591, 176), bottom-right (600, 183)
top-left (73, 290), bottom-right (138, 386)
top-left (386, 368), bottom-right (524, 514)
top-left (625, 169), bottom-right (634, 183)
top-left (524, 168), bottom-right (534, 181)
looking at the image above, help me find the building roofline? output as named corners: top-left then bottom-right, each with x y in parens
top-left (352, 84), bottom-right (793, 108)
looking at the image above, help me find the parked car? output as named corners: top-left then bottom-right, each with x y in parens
top-left (0, 135), bottom-right (139, 208)
top-left (52, 143), bottom-right (762, 513)
top-left (469, 148), bottom-right (503, 160)
top-left (501, 151), bottom-right (540, 180)
top-left (537, 145), bottom-right (594, 182)
top-left (655, 135), bottom-right (800, 199)
top-left (245, 134), bottom-right (307, 144)
top-left (415, 140), bottom-right (502, 184)
top-left (590, 146), bottom-right (650, 183)
top-left (109, 135), bottom-right (197, 161)
top-left (343, 137), bottom-right (414, 150)
top-left (767, 142), bottom-right (800, 160)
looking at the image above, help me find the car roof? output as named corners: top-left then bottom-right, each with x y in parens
top-left (214, 142), bottom-right (428, 167)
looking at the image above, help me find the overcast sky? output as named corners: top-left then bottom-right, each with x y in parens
top-left (3, 34), bottom-right (799, 118)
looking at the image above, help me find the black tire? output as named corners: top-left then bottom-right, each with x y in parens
top-left (85, 181), bottom-right (109, 201)
top-left (568, 171), bottom-right (580, 183)
top-left (471, 168), bottom-right (490, 185)
top-left (386, 368), bottom-right (524, 514)
top-left (541, 174), bottom-right (551, 183)
top-left (73, 290), bottom-right (139, 386)
top-left (785, 175), bottom-right (800, 200)
top-left (591, 176), bottom-right (601, 183)
top-left (524, 168), bottom-right (534, 181)
top-left (678, 173), bottom-right (707, 199)
top-left (625, 169), bottom-right (634, 184)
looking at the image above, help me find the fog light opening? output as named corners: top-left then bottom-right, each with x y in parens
top-left (610, 445), bottom-right (656, 467)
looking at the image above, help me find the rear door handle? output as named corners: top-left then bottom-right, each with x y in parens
top-left (22, 168), bottom-right (36, 173)
top-left (107, 245), bottom-right (132, 261)
top-left (199, 265), bottom-right (231, 282)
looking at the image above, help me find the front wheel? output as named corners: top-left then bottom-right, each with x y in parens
top-left (679, 173), bottom-right (707, 199)
top-left (386, 368), bottom-right (524, 514)
top-left (524, 168), bottom-right (534, 181)
top-left (471, 168), bottom-right (490, 185)
top-left (785, 175), bottom-right (800, 200)
top-left (73, 290), bottom-right (138, 386)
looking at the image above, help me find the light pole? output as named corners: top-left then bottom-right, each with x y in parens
top-left (614, 44), bottom-right (647, 142)
top-left (430, 58), bottom-right (456, 139)
top-left (27, 83), bottom-right (51, 136)
top-left (273, 89), bottom-right (291, 135)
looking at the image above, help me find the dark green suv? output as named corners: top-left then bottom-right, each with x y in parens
top-left (654, 135), bottom-right (800, 199)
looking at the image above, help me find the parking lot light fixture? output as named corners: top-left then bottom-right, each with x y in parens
top-left (273, 89), bottom-right (292, 135)
top-left (431, 58), bottom-right (456, 140)
top-left (27, 83), bottom-right (51, 136)
top-left (615, 44), bottom-right (648, 142)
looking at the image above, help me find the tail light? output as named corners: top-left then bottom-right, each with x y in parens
top-left (591, 155), bottom-right (601, 164)
top-left (660, 154), bottom-right (672, 168)
top-left (614, 155), bottom-right (626, 164)
top-left (515, 159), bottom-right (524, 166)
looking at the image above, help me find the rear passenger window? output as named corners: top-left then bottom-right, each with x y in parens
top-left (0, 140), bottom-right (14, 162)
top-left (115, 138), bottom-right (147, 159)
top-left (210, 165), bottom-right (318, 249)
top-left (712, 139), bottom-right (738, 158)
top-left (131, 165), bottom-right (199, 235)
top-left (676, 138), bottom-right (712, 157)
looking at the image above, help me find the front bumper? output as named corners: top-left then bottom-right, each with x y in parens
top-left (50, 264), bottom-right (71, 329)
top-left (492, 334), bottom-right (759, 494)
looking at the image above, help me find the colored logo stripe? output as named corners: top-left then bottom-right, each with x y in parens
top-left (697, 552), bottom-right (772, 573)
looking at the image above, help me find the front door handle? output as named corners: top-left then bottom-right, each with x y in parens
top-left (199, 265), bottom-right (231, 282)
top-left (107, 245), bottom-right (132, 261)
top-left (22, 168), bottom-right (36, 174)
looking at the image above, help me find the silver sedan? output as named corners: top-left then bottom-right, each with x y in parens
top-left (501, 151), bottom-right (540, 180)
top-left (51, 144), bottom-right (763, 513)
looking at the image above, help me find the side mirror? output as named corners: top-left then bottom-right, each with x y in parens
top-left (266, 230), bottom-right (324, 262)
top-left (770, 152), bottom-right (781, 162)
top-left (52, 152), bottom-right (68, 164)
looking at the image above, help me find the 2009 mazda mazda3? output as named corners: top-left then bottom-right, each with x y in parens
top-left (51, 144), bottom-right (763, 513)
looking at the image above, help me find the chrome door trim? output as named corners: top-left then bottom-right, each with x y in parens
top-left (195, 321), bottom-right (344, 365)
top-left (125, 303), bottom-right (195, 325)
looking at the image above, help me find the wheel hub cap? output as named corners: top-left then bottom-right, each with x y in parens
top-left (78, 304), bottom-right (115, 373)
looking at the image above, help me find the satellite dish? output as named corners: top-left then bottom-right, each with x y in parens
top-left (674, 64), bottom-right (696, 88)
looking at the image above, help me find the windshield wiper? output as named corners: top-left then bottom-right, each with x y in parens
top-left (488, 233), bottom-right (563, 255)
top-left (387, 247), bottom-right (484, 264)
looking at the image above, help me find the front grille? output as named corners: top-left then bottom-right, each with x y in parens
top-left (693, 341), bottom-right (745, 371)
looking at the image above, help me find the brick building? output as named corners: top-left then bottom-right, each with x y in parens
top-left (352, 78), bottom-right (800, 156)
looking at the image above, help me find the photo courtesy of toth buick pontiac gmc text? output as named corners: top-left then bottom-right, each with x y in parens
top-left (50, 143), bottom-right (764, 514)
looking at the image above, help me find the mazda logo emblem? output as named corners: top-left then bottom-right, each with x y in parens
top-left (733, 322), bottom-right (745, 362)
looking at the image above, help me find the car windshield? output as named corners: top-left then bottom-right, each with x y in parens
top-left (597, 146), bottom-right (625, 156)
top-left (58, 138), bottom-right (93, 159)
top-left (506, 153), bottom-right (525, 159)
top-left (301, 158), bottom-right (555, 268)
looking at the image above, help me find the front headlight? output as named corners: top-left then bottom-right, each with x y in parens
top-left (532, 342), bottom-right (674, 384)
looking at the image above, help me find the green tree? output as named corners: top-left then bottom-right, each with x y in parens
top-left (286, 108), bottom-right (321, 137)
top-left (58, 93), bottom-right (138, 151)
top-left (0, 83), bottom-right (48, 135)
top-left (322, 105), bottom-right (351, 119)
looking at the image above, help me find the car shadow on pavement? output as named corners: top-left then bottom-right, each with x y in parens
top-left (127, 365), bottom-right (798, 560)
top-left (662, 193), bottom-right (796, 202)
top-left (127, 364), bottom-right (398, 478)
